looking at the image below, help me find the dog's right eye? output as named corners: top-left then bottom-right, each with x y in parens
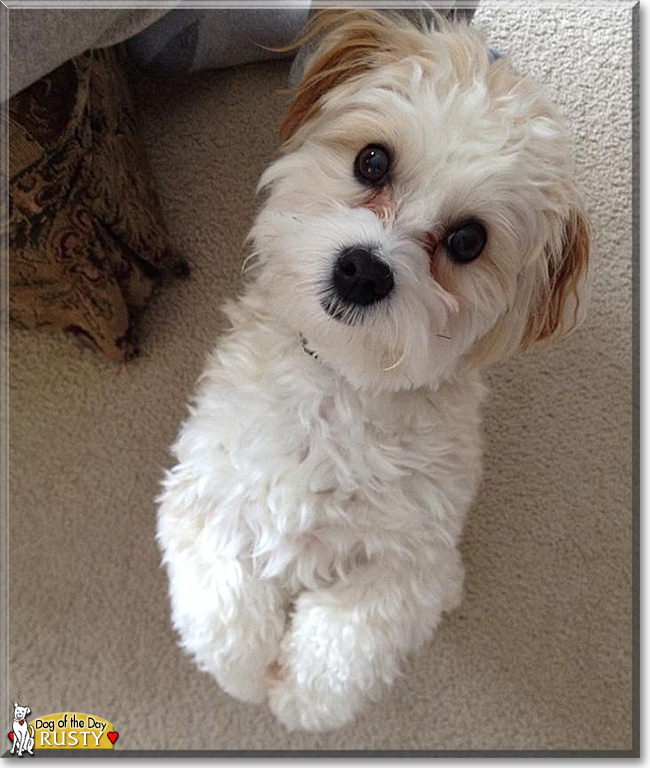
top-left (355, 144), bottom-right (390, 186)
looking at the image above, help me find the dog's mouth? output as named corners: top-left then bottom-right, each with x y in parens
top-left (319, 279), bottom-right (394, 327)
top-left (319, 289), bottom-right (395, 327)
top-left (319, 289), bottom-right (370, 326)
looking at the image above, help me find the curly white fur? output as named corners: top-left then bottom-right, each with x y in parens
top-left (157, 10), bottom-right (588, 732)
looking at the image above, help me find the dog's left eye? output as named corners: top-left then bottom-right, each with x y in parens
top-left (445, 221), bottom-right (487, 263)
top-left (355, 144), bottom-right (390, 185)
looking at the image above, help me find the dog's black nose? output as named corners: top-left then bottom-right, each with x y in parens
top-left (332, 247), bottom-right (394, 306)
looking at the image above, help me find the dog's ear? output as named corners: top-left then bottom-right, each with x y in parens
top-left (520, 207), bottom-right (591, 347)
top-left (470, 204), bottom-right (591, 367)
top-left (280, 11), bottom-right (396, 142)
top-left (25, 707), bottom-right (31, 716)
top-left (14, 702), bottom-right (17, 708)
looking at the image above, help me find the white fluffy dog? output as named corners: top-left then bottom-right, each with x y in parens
top-left (157, 9), bottom-right (589, 732)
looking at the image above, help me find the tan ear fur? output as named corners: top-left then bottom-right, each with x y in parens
top-left (279, 11), bottom-right (398, 143)
top-left (521, 209), bottom-right (591, 347)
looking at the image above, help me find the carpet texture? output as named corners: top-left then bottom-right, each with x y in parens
top-left (8, 4), bottom-right (634, 752)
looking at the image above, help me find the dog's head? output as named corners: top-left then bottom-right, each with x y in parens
top-left (13, 703), bottom-right (30, 721)
top-left (250, 10), bottom-right (590, 391)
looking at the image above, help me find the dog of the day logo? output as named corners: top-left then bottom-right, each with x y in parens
top-left (8, 704), bottom-right (34, 757)
top-left (7, 704), bottom-right (118, 754)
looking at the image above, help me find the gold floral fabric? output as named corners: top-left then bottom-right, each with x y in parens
top-left (6, 47), bottom-right (187, 361)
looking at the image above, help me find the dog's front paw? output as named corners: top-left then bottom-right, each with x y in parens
top-left (267, 664), bottom-right (357, 733)
top-left (266, 599), bottom-right (380, 732)
top-left (192, 621), bottom-right (285, 704)
top-left (213, 661), bottom-right (270, 704)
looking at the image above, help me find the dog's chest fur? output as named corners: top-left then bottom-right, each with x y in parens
top-left (168, 298), bottom-right (485, 592)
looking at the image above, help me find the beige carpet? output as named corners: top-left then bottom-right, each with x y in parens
top-left (8, 4), bottom-right (635, 752)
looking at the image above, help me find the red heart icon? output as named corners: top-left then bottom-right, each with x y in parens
top-left (7, 732), bottom-right (14, 742)
top-left (107, 731), bottom-right (118, 744)
top-left (19, 721), bottom-right (24, 725)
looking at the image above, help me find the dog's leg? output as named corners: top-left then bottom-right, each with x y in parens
top-left (158, 469), bottom-right (288, 704)
top-left (164, 549), bottom-right (286, 704)
top-left (268, 545), bottom-right (463, 731)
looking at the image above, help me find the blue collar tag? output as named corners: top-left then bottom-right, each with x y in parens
top-left (488, 46), bottom-right (503, 63)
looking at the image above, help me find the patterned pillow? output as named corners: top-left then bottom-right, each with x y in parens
top-left (7, 46), bottom-right (187, 361)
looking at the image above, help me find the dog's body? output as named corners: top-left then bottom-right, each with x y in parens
top-left (11, 703), bottom-right (34, 756)
top-left (159, 301), bottom-right (484, 727)
top-left (158, 10), bottom-right (589, 732)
